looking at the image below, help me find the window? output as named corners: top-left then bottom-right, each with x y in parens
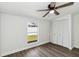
top-left (27, 22), bottom-right (38, 43)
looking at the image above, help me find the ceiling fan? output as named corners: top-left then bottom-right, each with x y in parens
top-left (37, 2), bottom-right (74, 17)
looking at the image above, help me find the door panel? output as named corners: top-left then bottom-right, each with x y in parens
top-left (52, 22), bottom-right (58, 44)
top-left (62, 19), bottom-right (70, 48)
top-left (56, 21), bottom-right (63, 46)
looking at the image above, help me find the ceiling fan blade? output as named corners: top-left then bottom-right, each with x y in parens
top-left (55, 2), bottom-right (74, 9)
top-left (37, 9), bottom-right (49, 11)
top-left (54, 10), bottom-right (59, 15)
top-left (53, 2), bottom-right (59, 15)
top-left (43, 11), bottom-right (50, 17)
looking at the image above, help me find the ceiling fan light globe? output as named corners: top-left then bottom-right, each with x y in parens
top-left (50, 10), bottom-right (54, 14)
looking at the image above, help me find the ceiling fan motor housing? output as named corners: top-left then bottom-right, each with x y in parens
top-left (48, 4), bottom-right (54, 10)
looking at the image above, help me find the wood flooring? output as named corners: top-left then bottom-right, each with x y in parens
top-left (4, 43), bottom-right (79, 57)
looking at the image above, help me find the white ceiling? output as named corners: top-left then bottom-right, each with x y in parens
top-left (0, 2), bottom-right (79, 20)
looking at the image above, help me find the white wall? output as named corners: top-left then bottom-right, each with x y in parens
top-left (0, 14), bottom-right (1, 56)
top-left (0, 13), bottom-right (50, 56)
top-left (73, 14), bottom-right (79, 48)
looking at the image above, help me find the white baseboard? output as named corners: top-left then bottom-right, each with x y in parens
top-left (74, 45), bottom-right (79, 49)
top-left (1, 41), bottom-right (49, 57)
top-left (50, 42), bottom-right (73, 50)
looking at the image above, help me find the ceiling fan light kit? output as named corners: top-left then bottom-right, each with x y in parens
top-left (50, 10), bottom-right (54, 14)
top-left (37, 2), bottom-right (74, 17)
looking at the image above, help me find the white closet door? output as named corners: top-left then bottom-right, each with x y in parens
top-left (58, 19), bottom-right (69, 48)
top-left (52, 22), bottom-right (58, 44)
top-left (52, 18), bottom-right (71, 49)
top-left (57, 21), bottom-right (63, 46)
top-left (52, 21), bottom-right (63, 45)
top-left (62, 19), bottom-right (70, 48)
